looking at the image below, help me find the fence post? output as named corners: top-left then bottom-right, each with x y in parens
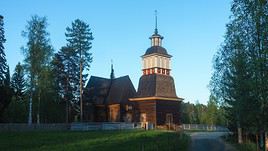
top-left (141, 143), bottom-right (144, 151)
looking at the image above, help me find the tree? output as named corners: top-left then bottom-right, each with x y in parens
top-left (38, 66), bottom-right (65, 123)
top-left (211, 0), bottom-right (268, 148)
top-left (0, 15), bottom-right (7, 84)
top-left (205, 95), bottom-right (218, 125)
top-left (2, 62), bottom-right (28, 123)
top-left (22, 15), bottom-right (53, 124)
top-left (11, 62), bottom-right (25, 101)
top-left (0, 15), bottom-right (12, 122)
top-left (65, 19), bottom-right (93, 121)
top-left (52, 46), bottom-right (79, 123)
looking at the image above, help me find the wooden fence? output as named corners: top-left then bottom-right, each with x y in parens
top-left (70, 122), bottom-right (136, 131)
top-left (0, 123), bottom-right (70, 132)
top-left (0, 123), bottom-right (138, 131)
top-left (182, 124), bottom-right (229, 132)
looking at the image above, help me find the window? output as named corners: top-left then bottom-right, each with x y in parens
top-left (140, 113), bottom-right (147, 122)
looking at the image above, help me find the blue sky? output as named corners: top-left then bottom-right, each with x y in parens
top-left (2, 0), bottom-right (231, 104)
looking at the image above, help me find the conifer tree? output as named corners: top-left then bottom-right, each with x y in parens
top-left (11, 62), bottom-right (25, 101)
top-left (0, 15), bottom-right (12, 121)
top-left (52, 46), bottom-right (79, 123)
top-left (65, 19), bottom-right (93, 121)
top-left (0, 15), bottom-right (7, 85)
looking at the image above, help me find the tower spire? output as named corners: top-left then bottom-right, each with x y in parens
top-left (154, 10), bottom-right (158, 34)
top-left (150, 10), bottom-right (163, 46)
top-left (110, 59), bottom-right (115, 79)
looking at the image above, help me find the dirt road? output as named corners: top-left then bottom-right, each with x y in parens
top-left (189, 132), bottom-right (236, 151)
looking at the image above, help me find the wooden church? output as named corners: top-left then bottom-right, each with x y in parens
top-left (83, 16), bottom-right (183, 129)
top-left (83, 66), bottom-right (136, 122)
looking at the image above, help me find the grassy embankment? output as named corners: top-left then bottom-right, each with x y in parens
top-left (0, 130), bottom-right (190, 151)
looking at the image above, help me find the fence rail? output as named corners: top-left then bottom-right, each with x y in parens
top-left (0, 123), bottom-right (223, 132)
top-left (182, 124), bottom-right (229, 132)
top-left (70, 122), bottom-right (135, 131)
top-left (0, 123), bottom-right (70, 132)
top-left (0, 122), bottom-right (138, 131)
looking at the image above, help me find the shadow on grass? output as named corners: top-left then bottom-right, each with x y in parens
top-left (0, 130), bottom-right (190, 151)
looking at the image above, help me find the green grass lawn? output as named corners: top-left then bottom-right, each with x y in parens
top-left (0, 130), bottom-right (189, 151)
top-left (223, 134), bottom-right (257, 151)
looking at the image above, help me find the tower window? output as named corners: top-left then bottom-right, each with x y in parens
top-left (157, 68), bottom-right (161, 73)
top-left (166, 70), bottom-right (170, 75)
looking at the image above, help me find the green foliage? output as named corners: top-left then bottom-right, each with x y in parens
top-left (38, 67), bottom-right (65, 123)
top-left (2, 97), bottom-right (28, 123)
top-left (0, 15), bottom-right (8, 83)
top-left (65, 19), bottom-right (94, 121)
top-left (0, 130), bottom-right (189, 151)
top-left (22, 15), bottom-right (54, 123)
top-left (235, 142), bottom-right (257, 151)
top-left (52, 46), bottom-right (80, 123)
top-left (0, 15), bottom-right (13, 121)
top-left (211, 0), bottom-right (268, 130)
top-left (224, 134), bottom-right (257, 151)
top-left (65, 19), bottom-right (93, 72)
top-left (22, 15), bottom-right (53, 77)
top-left (11, 62), bottom-right (25, 101)
top-left (181, 97), bottom-right (226, 126)
top-left (211, 0), bottom-right (268, 149)
top-left (2, 62), bottom-right (28, 122)
top-left (0, 83), bottom-right (13, 122)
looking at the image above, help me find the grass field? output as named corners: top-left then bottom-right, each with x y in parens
top-left (0, 130), bottom-right (190, 151)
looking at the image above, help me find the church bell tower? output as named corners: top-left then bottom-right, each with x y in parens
top-left (142, 16), bottom-right (171, 76)
top-left (130, 11), bottom-right (183, 128)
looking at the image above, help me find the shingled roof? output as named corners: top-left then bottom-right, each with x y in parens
top-left (83, 75), bottom-right (136, 105)
top-left (144, 46), bottom-right (171, 56)
top-left (135, 74), bottom-right (178, 99)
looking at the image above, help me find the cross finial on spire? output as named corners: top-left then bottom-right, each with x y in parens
top-left (154, 10), bottom-right (158, 34)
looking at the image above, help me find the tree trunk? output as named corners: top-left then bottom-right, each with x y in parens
top-left (28, 78), bottom-right (33, 125)
top-left (265, 132), bottom-right (268, 151)
top-left (65, 98), bottom-right (69, 123)
top-left (37, 90), bottom-right (40, 124)
top-left (80, 60), bottom-right (83, 122)
top-left (257, 134), bottom-right (260, 151)
top-left (238, 127), bottom-right (243, 144)
top-left (28, 91), bottom-right (32, 125)
top-left (260, 131), bottom-right (265, 151)
top-left (65, 77), bottom-right (69, 124)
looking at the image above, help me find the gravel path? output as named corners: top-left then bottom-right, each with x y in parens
top-left (189, 132), bottom-right (236, 151)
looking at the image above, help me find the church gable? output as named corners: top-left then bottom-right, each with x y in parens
top-left (84, 76), bottom-right (111, 105)
top-left (106, 76), bottom-right (136, 105)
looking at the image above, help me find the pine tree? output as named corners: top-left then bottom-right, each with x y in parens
top-left (11, 62), bottom-right (25, 101)
top-left (52, 46), bottom-right (79, 123)
top-left (65, 19), bottom-right (93, 121)
top-left (0, 15), bottom-right (12, 122)
top-left (22, 15), bottom-right (53, 124)
top-left (4, 63), bottom-right (27, 122)
top-left (0, 15), bottom-right (7, 85)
